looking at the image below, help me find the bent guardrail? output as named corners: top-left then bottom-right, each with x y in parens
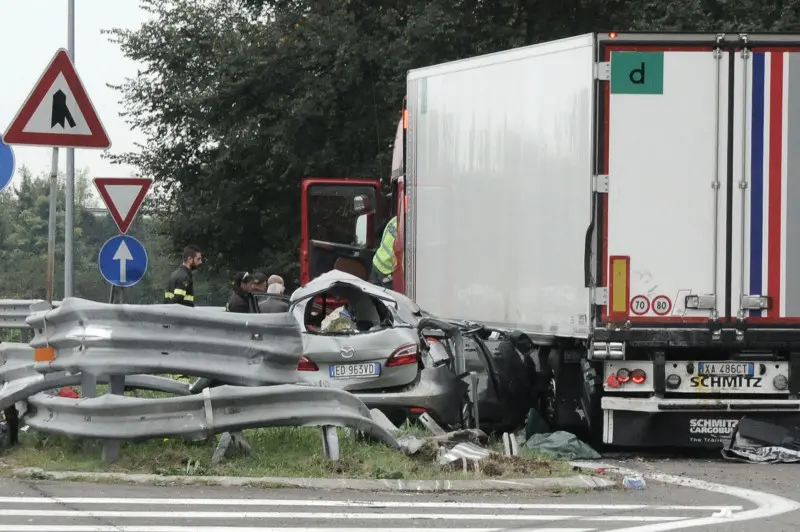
top-left (27, 298), bottom-right (303, 386)
top-left (0, 300), bottom-right (61, 329)
top-left (2, 297), bottom-right (397, 463)
top-left (24, 384), bottom-right (399, 448)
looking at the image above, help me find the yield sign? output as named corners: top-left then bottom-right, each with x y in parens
top-left (3, 48), bottom-right (111, 149)
top-left (94, 177), bottom-right (152, 234)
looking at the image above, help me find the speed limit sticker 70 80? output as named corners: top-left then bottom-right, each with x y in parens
top-left (630, 295), bottom-right (650, 315)
top-left (651, 295), bottom-right (672, 315)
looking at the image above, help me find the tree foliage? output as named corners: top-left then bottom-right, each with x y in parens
top-left (107, 0), bottom-right (800, 284)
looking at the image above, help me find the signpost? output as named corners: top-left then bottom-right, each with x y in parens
top-left (94, 177), bottom-right (152, 233)
top-left (0, 139), bottom-right (14, 192)
top-left (93, 176), bottom-right (151, 462)
top-left (98, 235), bottom-right (148, 288)
top-left (2, 48), bottom-right (110, 305)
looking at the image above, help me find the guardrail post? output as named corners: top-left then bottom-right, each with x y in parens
top-left (101, 286), bottom-right (126, 463)
top-left (322, 425), bottom-right (339, 461)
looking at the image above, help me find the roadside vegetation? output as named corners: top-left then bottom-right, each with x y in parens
top-left (0, 423), bottom-right (570, 481)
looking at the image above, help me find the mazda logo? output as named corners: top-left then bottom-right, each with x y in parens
top-left (340, 346), bottom-right (355, 359)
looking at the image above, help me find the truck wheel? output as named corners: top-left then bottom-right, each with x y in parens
top-left (540, 348), bottom-right (585, 436)
top-left (580, 358), bottom-right (604, 448)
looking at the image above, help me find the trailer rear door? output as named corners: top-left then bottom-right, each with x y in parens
top-left (599, 37), bottom-right (730, 325)
top-left (729, 42), bottom-right (800, 325)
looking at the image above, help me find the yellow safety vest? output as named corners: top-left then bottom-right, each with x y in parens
top-left (372, 217), bottom-right (397, 276)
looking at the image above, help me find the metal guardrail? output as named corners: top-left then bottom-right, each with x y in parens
top-left (27, 298), bottom-right (303, 386)
top-left (24, 384), bottom-right (399, 447)
top-left (1, 297), bottom-right (399, 462)
top-left (0, 300), bottom-right (60, 329)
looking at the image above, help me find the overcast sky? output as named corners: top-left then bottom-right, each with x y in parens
top-left (1, 0), bottom-right (149, 188)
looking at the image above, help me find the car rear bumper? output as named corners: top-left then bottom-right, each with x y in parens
top-left (602, 396), bottom-right (800, 447)
top-left (355, 365), bottom-right (467, 429)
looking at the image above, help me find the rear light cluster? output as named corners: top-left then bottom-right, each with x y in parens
top-left (606, 368), bottom-right (647, 388)
top-left (297, 355), bottom-right (319, 372)
top-left (295, 344), bottom-right (420, 372)
top-left (386, 344), bottom-right (419, 367)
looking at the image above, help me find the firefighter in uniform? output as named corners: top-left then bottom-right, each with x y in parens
top-left (370, 216), bottom-right (397, 289)
top-left (164, 245), bottom-right (203, 306)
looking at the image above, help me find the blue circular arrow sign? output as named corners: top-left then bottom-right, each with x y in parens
top-left (0, 138), bottom-right (15, 192)
top-left (98, 234), bottom-right (148, 288)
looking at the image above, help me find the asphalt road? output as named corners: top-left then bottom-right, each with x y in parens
top-left (603, 451), bottom-right (800, 532)
top-left (0, 476), bottom-right (767, 532)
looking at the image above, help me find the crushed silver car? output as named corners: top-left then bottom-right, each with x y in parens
top-left (289, 270), bottom-right (468, 428)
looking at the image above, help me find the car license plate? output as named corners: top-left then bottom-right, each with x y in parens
top-left (329, 363), bottom-right (381, 379)
top-left (698, 362), bottom-right (754, 376)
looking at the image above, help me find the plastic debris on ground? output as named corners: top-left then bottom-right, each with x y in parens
top-left (722, 416), bottom-right (800, 463)
top-left (523, 430), bottom-right (601, 461)
top-left (622, 475), bottom-right (647, 489)
top-left (437, 442), bottom-right (493, 465)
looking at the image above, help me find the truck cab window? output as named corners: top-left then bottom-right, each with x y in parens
top-left (307, 185), bottom-right (377, 248)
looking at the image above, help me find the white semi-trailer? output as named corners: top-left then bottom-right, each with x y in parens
top-left (301, 32), bottom-right (800, 447)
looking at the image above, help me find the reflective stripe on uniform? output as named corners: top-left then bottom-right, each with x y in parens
top-left (174, 288), bottom-right (187, 296)
top-left (184, 294), bottom-right (194, 302)
top-left (372, 218), bottom-right (397, 276)
top-left (164, 292), bottom-right (174, 299)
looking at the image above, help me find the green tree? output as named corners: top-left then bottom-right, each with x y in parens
top-left (108, 0), bottom-right (800, 291)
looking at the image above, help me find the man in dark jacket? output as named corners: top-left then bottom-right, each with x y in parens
top-left (226, 271), bottom-right (258, 313)
top-left (164, 245), bottom-right (203, 306)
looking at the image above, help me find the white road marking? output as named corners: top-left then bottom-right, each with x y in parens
top-left (570, 461), bottom-right (800, 532)
top-left (0, 528), bottom-right (597, 532)
top-left (0, 509), bottom-right (679, 521)
top-left (0, 496), bottom-right (743, 512)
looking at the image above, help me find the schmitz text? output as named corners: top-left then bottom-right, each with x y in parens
top-left (690, 375), bottom-right (762, 388)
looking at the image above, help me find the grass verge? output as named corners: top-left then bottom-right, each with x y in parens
top-left (0, 424), bottom-right (571, 481)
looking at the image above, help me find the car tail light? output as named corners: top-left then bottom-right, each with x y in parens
top-left (424, 336), bottom-right (439, 344)
top-left (386, 344), bottom-right (419, 367)
top-left (409, 407), bottom-right (427, 414)
top-left (297, 355), bottom-right (319, 371)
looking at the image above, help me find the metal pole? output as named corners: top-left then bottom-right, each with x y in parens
top-left (64, 0), bottom-right (75, 297)
top-left (46, 148), bottom-right (59, 304)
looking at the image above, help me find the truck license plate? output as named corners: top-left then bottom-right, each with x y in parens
top-left (329, 363), bottom-right (381, 379)
top-left (698, 362), bottom-right (754, 376)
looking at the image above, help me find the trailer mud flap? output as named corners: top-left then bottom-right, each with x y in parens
top-left (602, 396), bottom-right (800, 447)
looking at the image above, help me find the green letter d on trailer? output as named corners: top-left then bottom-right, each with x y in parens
top-left (610, 52), bottom-right (664, 95)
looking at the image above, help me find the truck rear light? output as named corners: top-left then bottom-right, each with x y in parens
top-left (297, 355), bottom-right (319, 371)
top-left (773, 374), bottom-right (789, 390)
top-left (616, 368), bottom-right (631, 384)
top-left (631, 369), bottom-right (647, 384)
top-left (386, 344), bottom-right (419, 367)
top-left (666, 374), bottom-right (681, 389)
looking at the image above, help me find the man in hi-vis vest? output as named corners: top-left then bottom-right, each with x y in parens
top-left (370, 216), bottom-right (397, 289)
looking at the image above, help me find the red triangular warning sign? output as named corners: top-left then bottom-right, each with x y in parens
top-left (3, 48), bottom-right (110, 149)
top-left (94, 177), bottom-right (152, 234)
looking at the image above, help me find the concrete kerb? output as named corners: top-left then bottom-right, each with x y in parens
top-left (5, 467), bottom-right (615, 492)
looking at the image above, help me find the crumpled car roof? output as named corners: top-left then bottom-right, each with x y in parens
top-left (289, 270), bottom-right (425, 327)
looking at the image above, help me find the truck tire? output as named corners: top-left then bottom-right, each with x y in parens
top-left (580, 357), bottom-right (604, 448)
top-left (540, 347), bottom-right (586, 436)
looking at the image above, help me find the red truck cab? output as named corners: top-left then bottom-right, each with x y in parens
top-left (299, 99), bottom-right (407, 293)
